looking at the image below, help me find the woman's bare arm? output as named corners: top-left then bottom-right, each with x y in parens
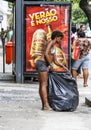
top-left (54, 55), bottom-right (69, 72)
top-left (45, 41), bottom-right (54, 64)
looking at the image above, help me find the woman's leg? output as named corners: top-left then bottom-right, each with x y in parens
top-left (71, 59), bottom-right (81, 80)
top-left (82, 68), bottom-right (89, 86)
top-left (71, 69), bottom-right (77, 80)
top-left (39, 71), bottom-right (51, 110)
top-left (82, 56), bottom-right (89, 87)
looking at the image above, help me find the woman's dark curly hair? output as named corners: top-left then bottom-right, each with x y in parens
top-left (51, 30), bottom-right (64, 40)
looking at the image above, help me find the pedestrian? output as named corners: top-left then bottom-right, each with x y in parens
top-left (77, 28), bottom-right (85, 78)
top-left (77, 24), bottom-right (86, 38)
top-left (77, 25), bottom-right (87, 78)
top-left (0, 28), bottom-right (6, 46)
top-left (7, 26), bottom-right (13, 42)
top-left (71, 26), bottom-right (77, 44)
top-left (71, 31), bottom-right (91, 87)
top-left (35, 30), bottom-right (66, 110)
top-left (71, 26), bottom-right (78, 65)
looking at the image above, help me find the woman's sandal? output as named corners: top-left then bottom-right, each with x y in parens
top-left (42, 106), bottom-right (53, 111)
top-left (83, 84), bottom-right (88, 87)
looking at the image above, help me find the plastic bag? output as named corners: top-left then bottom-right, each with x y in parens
top-left (48, 72), bottom-right (79, 111)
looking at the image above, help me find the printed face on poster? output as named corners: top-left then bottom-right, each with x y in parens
top-left (25, 4), bottom-right (70, 72)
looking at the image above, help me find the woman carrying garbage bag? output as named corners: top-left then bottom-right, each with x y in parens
top-left (35, 30), bottom-right (67, 110)
top-left (44, 30), bottom-right (79, 112)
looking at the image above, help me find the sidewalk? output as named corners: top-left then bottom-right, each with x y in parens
top-left (0, 78), bottom-right (91, 130)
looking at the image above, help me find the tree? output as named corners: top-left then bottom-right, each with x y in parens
top-left (79, 0), bottom-right (91, 29)
top-left (72, 3), bottom-right (87, 24)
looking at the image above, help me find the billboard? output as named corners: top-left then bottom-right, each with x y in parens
top-left (25, 3), bottom-right (71, 72)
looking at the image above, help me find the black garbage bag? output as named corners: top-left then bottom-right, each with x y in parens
top-left (48, 72), bottom-right (79, 111)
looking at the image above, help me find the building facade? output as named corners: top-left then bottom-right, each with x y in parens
top-left (0, 0), bottom-right (11, 31)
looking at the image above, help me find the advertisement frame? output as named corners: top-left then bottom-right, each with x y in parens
top-left (23, 1), bottom-right (72, 77)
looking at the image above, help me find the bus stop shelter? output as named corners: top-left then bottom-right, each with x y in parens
top-left (5, 0), bottom-right (71, 83)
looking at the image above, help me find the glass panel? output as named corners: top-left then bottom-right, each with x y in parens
top-left (25, 4), bottom-right (71, 72)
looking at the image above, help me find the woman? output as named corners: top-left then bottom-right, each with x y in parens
top-left (35, 30), bottom-right (65, 110)
top-left (71, 31), bottom-right (91, 87)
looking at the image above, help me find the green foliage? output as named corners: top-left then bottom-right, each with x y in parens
top-left (8, 2), bottom-right (14, 27)
top-left (47, 0), bottom-right (88, 24)
top-left (8, 2), bottom-right (13, 10)
top-left (72, 3), bottom-right (88, 24)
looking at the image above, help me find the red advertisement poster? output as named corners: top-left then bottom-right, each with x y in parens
top-left (25, 5), bottom-right (70, 72)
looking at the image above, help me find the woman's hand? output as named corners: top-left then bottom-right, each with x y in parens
top-left (47, 64), bottom-right (53, 72)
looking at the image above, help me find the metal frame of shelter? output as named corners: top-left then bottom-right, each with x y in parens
top-left (5, 0), bottom-right (72, 83)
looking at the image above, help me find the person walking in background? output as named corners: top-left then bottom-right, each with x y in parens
top-left (71, 31), bottom-right (91, 87)
top-left (0, 28), bottom-right (6, 46)
top-left (77, 26), bottom-right (86, 78)
top-left (71, 24), bottom-right (86, 78)
top-left (77, 24), bottom-right (86, 38)
top-left (7, 26), bottom-right (13, 42)
top-left (71, 26), bottom-right (77, 44)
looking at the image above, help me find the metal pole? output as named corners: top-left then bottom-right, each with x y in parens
top-left (3, 40), bottom-right (5, 73)
top-left (16, 0), bottom-right (24, 83)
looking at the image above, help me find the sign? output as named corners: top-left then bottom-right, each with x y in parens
top-left (25, 3), bottom-right (71, 72)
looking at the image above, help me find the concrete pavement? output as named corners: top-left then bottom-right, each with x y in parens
top-left (0, 78), bottom-right (91, 130)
